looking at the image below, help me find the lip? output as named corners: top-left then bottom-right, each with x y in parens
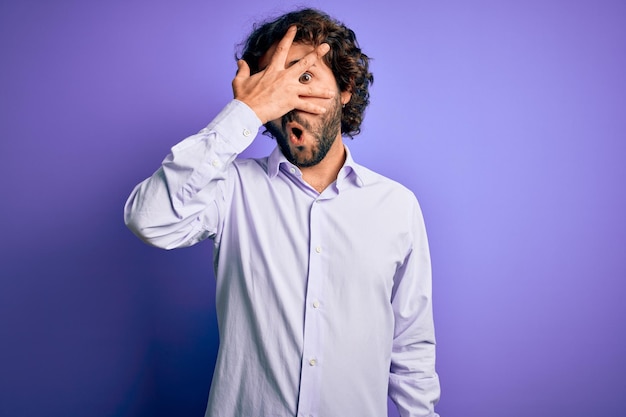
top-left (286, 121), bottom-right (306, 145)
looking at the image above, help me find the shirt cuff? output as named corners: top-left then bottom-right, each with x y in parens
top-left (205, 99), bottom-right (263, 154)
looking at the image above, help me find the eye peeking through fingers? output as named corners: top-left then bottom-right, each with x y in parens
top-left (298, 72), bottom-right (313, 84)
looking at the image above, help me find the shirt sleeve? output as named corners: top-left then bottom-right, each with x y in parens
top-left (124, 99), bottom-right (262, 249)
top-left (388, 197), bottom-right (441, 417)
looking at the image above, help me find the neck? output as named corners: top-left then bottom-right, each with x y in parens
top-left (301, 135), bottom-right (346, 193)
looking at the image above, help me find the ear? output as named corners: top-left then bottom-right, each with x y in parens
top-left (340, 90), bottom-right (352, 106)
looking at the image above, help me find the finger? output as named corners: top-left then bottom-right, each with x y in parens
top-left (290, 43), bottom-right (330, 75)
top-left (234, 59), bottom-right (250, 80)
top-left (271, 25), bottom-right (297, 66)
top-left (316, 42), bottom-right (331, 58)
top-left (293, 99), bottom-right (329, 115)
top-left (297, 85), bottom-right (337, 100)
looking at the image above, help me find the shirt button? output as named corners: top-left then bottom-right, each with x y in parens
top-left (242, 128), bottom-right (251, 137)
top-left (211, 160), bottom-right (220, 167)
top-left (309, 358), bottom-right (317, 366)
top-left (312, 301), bottom-right (320, 309)
top-left (290, 167), bottom-right (296, 174)
top-left (315, 246), bottom-right (322, 253)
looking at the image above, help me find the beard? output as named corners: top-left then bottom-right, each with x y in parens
top-left (264, 95), bottom-right (342, 168)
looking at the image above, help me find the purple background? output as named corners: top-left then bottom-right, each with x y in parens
top-left (1, 1), bottom-right (625, 416)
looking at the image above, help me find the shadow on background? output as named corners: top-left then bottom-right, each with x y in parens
top-left (0, 184), bottom-right (219, 417)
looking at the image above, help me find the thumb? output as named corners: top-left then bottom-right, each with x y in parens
top-left (235, 59), bottom-right (250, 79)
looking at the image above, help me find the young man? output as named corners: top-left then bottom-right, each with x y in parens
top-left (125, 8), bottom-right (440, 417)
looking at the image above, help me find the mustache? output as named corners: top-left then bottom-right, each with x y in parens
top-left (281, 110), bottom-right (313, 132)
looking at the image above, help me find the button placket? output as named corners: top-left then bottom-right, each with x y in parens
top-left (296, 199), bottom-right (327, 417)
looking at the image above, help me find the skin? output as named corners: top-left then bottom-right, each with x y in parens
top-left (232, 25), bottom-right (352, 193)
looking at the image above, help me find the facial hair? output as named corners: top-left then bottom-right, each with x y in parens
top-left (265, 95), bottom-right (342, 168)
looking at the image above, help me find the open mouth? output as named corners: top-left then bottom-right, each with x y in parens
top-left (286, 121), bottom-right (306, 145)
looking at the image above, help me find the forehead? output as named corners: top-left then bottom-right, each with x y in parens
top-left (258, 42), bottom-right (317, 70)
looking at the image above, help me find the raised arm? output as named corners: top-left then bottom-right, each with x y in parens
top-left (123, 100), bottom-right (261, 249)
top-left (124, 26), bottom-right (334, 249)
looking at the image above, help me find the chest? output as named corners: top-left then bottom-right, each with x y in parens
top-left (221, 173), bottom-right (412, 298)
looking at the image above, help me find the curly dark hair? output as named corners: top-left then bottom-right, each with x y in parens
top-left (236, 8), bottom-right (373, 138)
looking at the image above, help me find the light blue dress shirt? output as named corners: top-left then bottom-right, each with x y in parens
top-left (125, 100), bottom-right (440, 417)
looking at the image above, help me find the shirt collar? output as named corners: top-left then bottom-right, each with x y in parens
top-left (267, 144), bottom-right (372, 189)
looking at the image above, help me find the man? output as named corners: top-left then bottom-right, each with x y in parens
top-left (125, 8), bottom-right (440, 417)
